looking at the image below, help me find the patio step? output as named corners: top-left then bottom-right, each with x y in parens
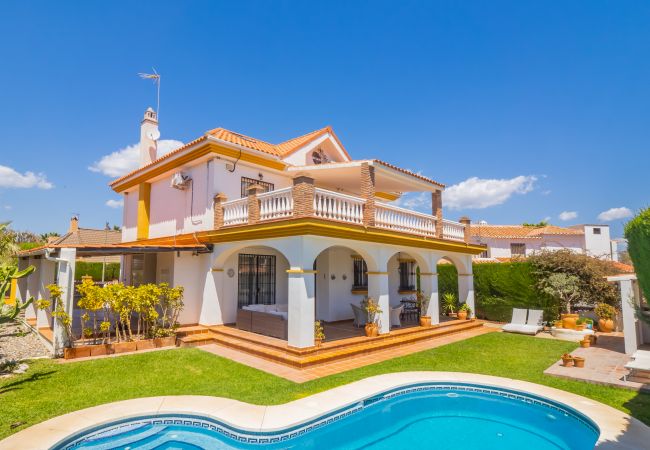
top-left (628, 369), bottom-right (650, 384)
top-left (179, 319), bottom-right (484, 368)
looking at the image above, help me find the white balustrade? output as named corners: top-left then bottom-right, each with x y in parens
top-left (259, 187), bottom-right (294, 221)
top-left (313, 188), bottom-right (364, 224)
top-left (442, 219), bottom-right (465, 241)
top-left (222, 198), bottom-right (249, 226)
top-left (375, 203), bottom-right (436, 237)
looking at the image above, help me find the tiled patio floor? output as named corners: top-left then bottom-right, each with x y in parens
top-left (544, 332), bottom-right (650, 392)
top-left (199, 325), bottom-right (497, 382)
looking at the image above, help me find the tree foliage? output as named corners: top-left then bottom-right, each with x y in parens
top-left (625, 207), bottom-right (650, 302)
top-left (537, 273), bottom-right (581, 314)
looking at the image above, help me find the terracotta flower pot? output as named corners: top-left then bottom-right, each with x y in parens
top-left (419, 316), bottom-right (432, 327)
top-left (598, 319), bottom-right (614, 333)
top-left (365, 323), bottom-right (379, 337)
top-left (136, 339), bottom-right (156, 351)
top-left (457, 311), bottom-right (468, 321)
top-left (153, 336), bottom-right (176, 348)
top-left (575, 324), bottom-right (586, 331)
top-left (561, 314), bottom-right (579, 330)
top-left (561, 355), bottom-right (574, 367)
top-left (89, 344), bottom-right (113, 356)
top-left (553, 320), bottom-right (563, 328)
top-left (113, 341), bottom-right (137, 354)
top-left (573, 357), bottom-right (585, 368)
top-left (580, 339), bottom-right (590, 348)
top-left (63, 346), bottom-right (91, 360)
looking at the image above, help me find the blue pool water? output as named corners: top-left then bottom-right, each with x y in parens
top-left (55, 383), bottom-right (599, 450)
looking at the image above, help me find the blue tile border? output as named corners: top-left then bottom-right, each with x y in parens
top-left (55, 382), bottom-right (600, 449)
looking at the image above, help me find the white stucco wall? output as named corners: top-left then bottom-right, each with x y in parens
top-left (121, 190), bottom-right (138, 242)
top-left (477, 235), bottom-right (587, 259)
top-left (172, 252), bottom-right (211, 325)
top-left (583, 225), bottom-right (613, 259)
top-left (211, 158), bottom-right (292, 201)
top-left (281, 134), bottom-right (343, 166)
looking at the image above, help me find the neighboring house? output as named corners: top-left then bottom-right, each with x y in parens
top-left (50, 217), bottom-right (122, 263)
top-left (469, 223), bottom-right (619, 261)
top-left (17, 107), bottom-right (485, 351)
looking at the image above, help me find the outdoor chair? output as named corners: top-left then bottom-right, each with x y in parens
top-left (502, 308), bottom-right (543, 335)
top-left (390, 305), bottom-right (404, 328)
top-left (351, 303), bottom-right (367, 328)
top-left (624, 350), bottom-right (650, 381)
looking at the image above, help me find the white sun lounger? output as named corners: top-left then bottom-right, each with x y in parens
top-left (624, 350), bottom-right (650, 381)
top-left (502, 308), bottom-right (544, 335)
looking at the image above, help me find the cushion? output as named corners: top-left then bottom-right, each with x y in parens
top-left (243, 304), bottom-right (266, 312)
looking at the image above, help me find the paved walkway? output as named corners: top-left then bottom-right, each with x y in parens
top-left (199, 325), bottom-right (497, 382)
top-left (544, 333), bottom-right (650, 392)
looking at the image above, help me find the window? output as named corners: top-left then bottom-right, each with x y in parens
top-left (238, 254), bottom-right (276, 307)
top-left (593, 228), bottom-right (601, 235)
top-left (352, 256), bottom-right (368, 290)
top-left (399, 260), bottom-right (416, 291)
top-left (240, 177), bottom-right (274, 198)
top-left (311, 148), bottom-right (329, 165)
top-left (477, 250), bottom-right (489, 258)
top-left (510, 243), bottom-right (526, 257)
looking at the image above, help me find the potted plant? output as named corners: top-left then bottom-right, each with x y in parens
top-left (553, 319), bottom-right (563, 328)
top-left (573, 356), bottom-right (585, 368)
top-left (561, 353), bottom-right (574, 367)
top-left (457, 303), bottom-right (471, 320)
top-left (538, 273), bottom-right (581, 329)
top-left (362, 297), bottom-right (382, 337)
top-left (442, 293), bottom-right (457, 317)
top-left (314, 321), bottom-right (325, 346)
top-left (417, 291), bottom-right (431, 327)
top-left (580, 338), bottom-right (590, 348)
top-left (595, 303), bottom-right (616, 333)
top-left (575, 317), bottom-right (586, 331)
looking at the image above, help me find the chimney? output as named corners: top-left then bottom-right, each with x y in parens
top-left (69, 216), bottom-right (79, 233)
top-left (140, 107), bottom-right (159, 166)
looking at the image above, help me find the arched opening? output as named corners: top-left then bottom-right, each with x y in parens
top-left (437, 255), bottom-right (472, 320)
top-left (220, 245), bottom-right (291, 339)
top-left (312, 245), bottom-right (372, 340)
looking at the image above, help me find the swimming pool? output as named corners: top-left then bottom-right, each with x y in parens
top-left (55, 383), bottom-right (599, 450)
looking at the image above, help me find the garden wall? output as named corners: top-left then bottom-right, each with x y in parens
top-left (438, 262), bottom-right (557, 322)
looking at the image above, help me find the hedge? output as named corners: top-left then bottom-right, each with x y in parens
top-left (74, 262), bottom-right (121, 281)
top-left (625, 207), bottom-right (650, 302)
top-left (438, 262), bottom-right (557, 322)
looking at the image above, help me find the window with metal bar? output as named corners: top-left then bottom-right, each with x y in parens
top-left (238, 254), bottom-right (276, 307)
top-left (352, 257), bottom-right (368, 290)
top-left (240, 177), bottom-right (274, 198)
top-left (399, 260), bottom-right (416, 291)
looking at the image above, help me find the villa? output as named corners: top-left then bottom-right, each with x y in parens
top-left (17, 107), bottom-right (485, 352)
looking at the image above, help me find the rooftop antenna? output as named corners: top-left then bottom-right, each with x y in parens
top-left (138, 68), bottom-right (161, 117)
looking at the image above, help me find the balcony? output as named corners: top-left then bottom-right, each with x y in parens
top-left (215, 184), bottom-right (468, 242)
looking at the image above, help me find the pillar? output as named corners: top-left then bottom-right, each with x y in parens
top-left (292, 176), bottom-right (315, 218)
top-left (460, 216), bottom-right (471, 244)
top-left (36, 259), bottom-right (56, 329)
top-left (432, 191), bottom-right (443, 238)
top-left (137, 182), bottom-right (151, 240)
top-left (213, 193), bottom-right (228, 229)
top-left (53, 248), bottom-right (76, 356)
top-left (18, 257), bottom-right (36, 322)
top-left (620, 278), bottom-right (639, 355)
top-left (458, 273), bottom-right (475, 318)
top-left (287, 269), bottom-right (316, 348)
top-left (361, 162), bottom-right (376, 226)
top-left (25, 257), bottom-right (39, 322)
top-left (420, 272), bottom-right (440, 325)
top-left (368, 271), bottom-right (390, 334)
top-left (200, 268), bottom-right (225, 326)
top-left (247, 184), bottom-right (264, 224)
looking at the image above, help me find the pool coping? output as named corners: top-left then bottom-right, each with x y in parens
top-left (1, 371), bottom-right (648, 449)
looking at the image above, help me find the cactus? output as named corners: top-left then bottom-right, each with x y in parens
top-left (0, 265), bottom-right (36, 324)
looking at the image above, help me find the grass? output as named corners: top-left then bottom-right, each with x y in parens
top-left (1, 333), bottom-right (649, 439)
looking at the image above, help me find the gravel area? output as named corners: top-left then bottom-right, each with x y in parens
top-left (0, 321), bottom-right (51, 364)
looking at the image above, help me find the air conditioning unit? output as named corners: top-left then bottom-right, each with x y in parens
top-left (170, 172), bottom-right (192, 190)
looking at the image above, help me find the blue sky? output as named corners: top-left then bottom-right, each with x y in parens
top-left (1, 1), bottom-right (648, 238)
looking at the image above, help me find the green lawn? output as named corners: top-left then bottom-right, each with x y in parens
top-left (1, 333), bottom-right (649, 439)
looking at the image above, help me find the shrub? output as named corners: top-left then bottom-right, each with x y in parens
top-left (537, 273), bottom-right (581, 314)
top-left (595, 302), bottom-right (616, 320)
top-left (625, 207), bottom-right (650, 301)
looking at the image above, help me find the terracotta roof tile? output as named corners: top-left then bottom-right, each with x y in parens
top-left (53, 228), bottom-right (122, 246)
top-left (470, 225), bottom-right (584, 239)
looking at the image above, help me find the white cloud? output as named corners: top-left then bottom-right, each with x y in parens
top-left (394, 192), bottom-right (430, 213)
top-left (3, 205), bottom-right (11, 210)
top-left (597, 207), bottom-right (633, 222)
top-left (105, 199), bottom-right (124, 209)
top-left (0, 165), bottom-right (53, 189)
top-left (444, 175), bottom-right (537, 210)
top-left (89, 140), bottom-right (184, 177)
top-left (559, 211), bottom-right (578, 221)
top-left (542, 216), bottom-right (551, 223)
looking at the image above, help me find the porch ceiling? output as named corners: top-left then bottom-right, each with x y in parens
top-left (18, 243), bottom-right (211, 259)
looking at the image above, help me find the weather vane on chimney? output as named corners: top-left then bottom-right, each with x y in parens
top-left (138, 68), bottom-right (161, 117)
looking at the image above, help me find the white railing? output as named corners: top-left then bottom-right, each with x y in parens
top-left (313, 188), bottom-right (365, 224)
top-left (259, 187), bottom-right (294, 221)
top-left (222, 198), bottom-right (249, 226)
top-left (375, 202), bottom-right (436, 237)
top-left (442, 219), bottom-right (465, 241)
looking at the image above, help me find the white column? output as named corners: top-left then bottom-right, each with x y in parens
top-left (620, 278), bottom-right (639, 355)
top-left (287, 269), bottom-right (316, 348)
top-left (36, 259), bottom-right (56, 329)
top-left (458, 273), bottom-right (475, 318)
top-left (25, 257), bottom-right (39, 322)
top-left (368, 272), bottom-right (390, 334)
top-left (200, 268), bottom-right (224, 326)
top-left (421, 272), bottom-right (440, 325)
top-left (53, 248), bottom-right (76, 356)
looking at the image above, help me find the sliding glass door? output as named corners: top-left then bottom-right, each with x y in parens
top-left (238, 254), bottom-right (276, 307)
